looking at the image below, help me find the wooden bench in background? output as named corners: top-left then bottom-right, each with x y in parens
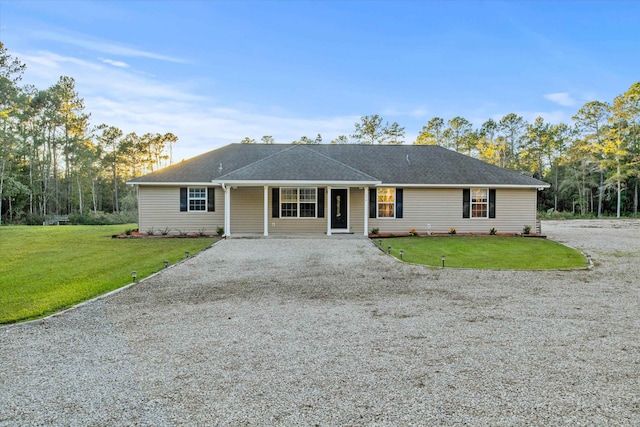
top-left (43, 215), bottom-right (70, 226)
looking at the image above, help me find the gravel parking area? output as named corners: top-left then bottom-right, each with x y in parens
top-left (1, 219), bottom-right (639, 426)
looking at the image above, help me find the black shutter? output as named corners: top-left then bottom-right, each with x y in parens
top-left (180, 187), bottom-right (187, 212)
top-left (396, 188), bottom-right (403, 218)
top-left (207, 188), bottom-right (215, 212)
top-left (272, 188), bottom-right (279, 218)
top-left (462, 189), bottom-right (470, 218)
top-left (489, 189), bottom-right (496, 218)
top-left (369, 188), bottom-right (377, 218)
top-left (317, 188), bottom-right (325, 218)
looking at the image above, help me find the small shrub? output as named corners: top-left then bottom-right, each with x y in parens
top-left (160, 227), bottom-right (170, 236)
top-left (198, 228), bottom-right (207, 237)
top-left (523, 225), bottom-right (531, 235)
top-left (23, 213), bottom-right (46, 225)
top-left (448, 227), bottom-right (456, 235)
top-left (216, 226), bottom-right (225, 236)
top-left (409, 228), bottom-right (418, 236)
top-left (176, 229), bottom-right (188, 236)
top-left (125, 229), bottom-right (133, 236)
top-left (489, 227), bottom-right (497, 235)
top-left (146, 228), bottom-right (155, 236)
top-left (371, 227), bottom-right (380, 235)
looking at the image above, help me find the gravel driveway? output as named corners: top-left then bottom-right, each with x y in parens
top-left (1, 220), bottom-right (639, 426)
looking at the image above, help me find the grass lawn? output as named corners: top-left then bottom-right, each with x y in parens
top-left (0, 225), bottom-right (217, 324)
top-left (379, 236), bottom-right (588, 270)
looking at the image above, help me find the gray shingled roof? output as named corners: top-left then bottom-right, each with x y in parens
top-left (129, 143), bottom-right (549, 187)
top-left (216, 145), bottom-right (378, 182)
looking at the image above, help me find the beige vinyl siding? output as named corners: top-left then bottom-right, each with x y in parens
top-left (138, 186), bottom-right (223, 234)
top-left (268, 187), bottom-right (326, 234)
top-left (369, 188), bottom-right (538, 234)
top-left (350, 188), bottom-right (365, 234)
top-left (229, 187), bottom-right (264, 233)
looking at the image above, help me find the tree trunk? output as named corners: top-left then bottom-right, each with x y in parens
top-left (616, 164), bottom-right (621, 218)
top-left (634, 181), bottom-right (638, 218)
top-left (0, 159), bottom-right (5, 226)
top-left (113, 164), bottom-right (119, 212)
top-left (597, 169), bottom-right (604, 218)
top-left (91, 174), bottom-right (97, 214)
top-left (77, 174), bottom-right (83, 215)
top-left (554, 162), bottom-right (559, 211)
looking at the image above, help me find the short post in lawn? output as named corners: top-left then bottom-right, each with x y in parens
top-left (131, 271), bottom-right (137, 282)
top-left (441, 255), bottom-right (446, 269)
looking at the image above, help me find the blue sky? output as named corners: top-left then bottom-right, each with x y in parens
top-left (1, 0), bottom-right (639, 161)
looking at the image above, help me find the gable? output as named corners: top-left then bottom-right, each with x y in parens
top-left (216, 145), bottom-right (378, 183)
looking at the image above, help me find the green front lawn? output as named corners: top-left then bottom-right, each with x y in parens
top-left (0, 225), bottom-right (217, 324)
top-left (378, 236), bottom-right (588, 270)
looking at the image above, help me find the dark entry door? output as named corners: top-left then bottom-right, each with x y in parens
top-left (331, 189), bottom-right (348, 229)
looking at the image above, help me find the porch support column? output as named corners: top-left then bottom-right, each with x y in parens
top-left (224, 185), bottom-right (231, 237)
top-left (263, 185), bottom-right (269, 236)
top-left (364, 186), bottom-right (369, 236)
top-left (326, 185), bottom-right (332, 236)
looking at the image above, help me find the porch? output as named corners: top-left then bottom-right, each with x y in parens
top-left (222, 185), bottom-right (372, 237)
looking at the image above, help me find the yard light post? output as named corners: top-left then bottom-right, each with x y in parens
top-left (387, 246), bottom-right (391, 254)
top-left (131, 271), bottom-right (137, 282)
top-left (185, 251), bottom-right (190, 258)
top-left (441, 255), bottom-right (446, 269)
top-left (400, 250), bottom-right (404, 260)
top-left (164, 260), bottom-right (169, 268)
top-left (378, 239), bottom-right (382, 247)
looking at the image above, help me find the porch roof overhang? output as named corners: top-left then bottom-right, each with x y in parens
top-left (380, 183), bottom-right (551, 189)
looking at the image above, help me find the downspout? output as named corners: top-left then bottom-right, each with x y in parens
top-left (221, 183), bottom-right (230, 237)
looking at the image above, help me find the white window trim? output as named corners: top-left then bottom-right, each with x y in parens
top-left (188, 187), bottom-right (208, 212)
top-left (377, 187), bottom-right (396, 219)
top-left (279, 187), bottom-right (318, 219)
top-left (471, 188), bottom-right (489, 219)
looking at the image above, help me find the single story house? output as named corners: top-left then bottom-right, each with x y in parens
top-left (127, 143), bottom-right (549, 237)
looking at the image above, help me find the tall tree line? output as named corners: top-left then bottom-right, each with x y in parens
top-left (0, 43), bottom-right (178, 224)
top-left (240, 82), bottom-right (639, 218)
top-left (5, 41), bottom-right (636, 221)
top-left (412, 83), bottom-right (640, 217)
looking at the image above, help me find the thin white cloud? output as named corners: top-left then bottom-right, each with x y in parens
top-left (18, 48), bottom-right (360, 161)
top-left (381, 106), bottom-right (430, 119)
top-left (20, 51), bottom-right (103, 72)
top-left (102, 58), bottom-right (129, 68)
top-left (88, 96), bottom-right (362, 161)
top-left (544, 92), bottom-right (577, 107)
top-left (409, 107), bottom-right (430, 118)
top-left (32, 30), bottom-right (187, 64)
top-left (19, 49), bottom-right (202, 103)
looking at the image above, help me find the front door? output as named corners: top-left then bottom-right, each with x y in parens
top-left (331, 189), bottom-right (348, 230)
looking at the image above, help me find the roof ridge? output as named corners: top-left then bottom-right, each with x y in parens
top-left (215, 145), bottom-right (295, 180)
top-left (302, 145), bottom-right (379, 181)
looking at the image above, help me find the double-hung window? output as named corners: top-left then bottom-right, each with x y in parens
top-left (189, 187), bottom-right (207, 211)
top-left (377, 187), bottom-right (395, 218)
top-left (280, 187), bottom-right (317, 218)
top-left (180, 187), bottom-right (214, 212)
top-left (463, 188), bottom-right (494, 219)
top-left (471, 188), bottom-right (488, 218)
